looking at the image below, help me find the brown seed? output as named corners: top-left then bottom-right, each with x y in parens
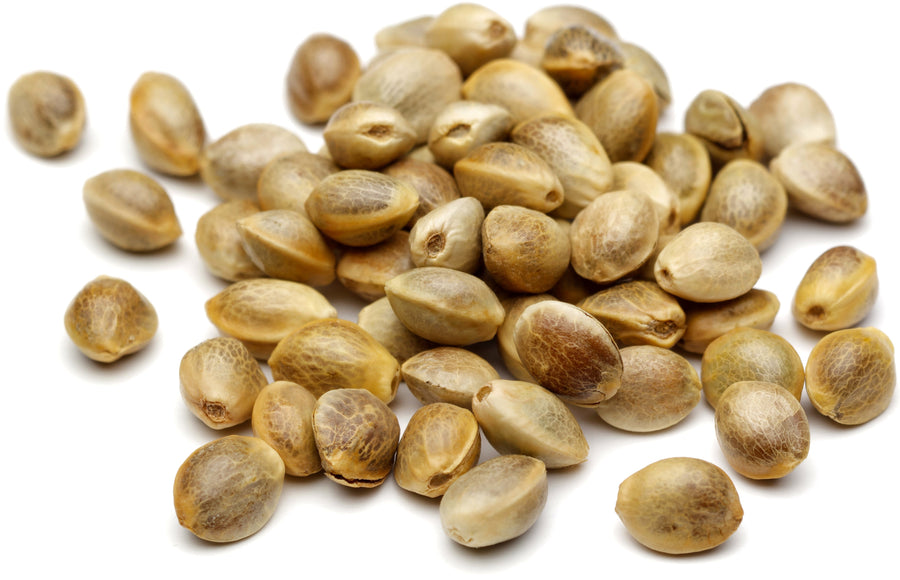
top-left (577, 280), bottom-right (686, 349)
top-left (194, 199), bottom-right (266, 282)
top-left (205, 278), bottom-right (337, 359)
top-left (792, 245), bottom-right (878, 331)
top-left (312, 388), bottom-right (400, 488)
top-left (401, 346), bottom-right (500, 409)
top-left (8, 70), bottom-right (85, 157)
top-left (268, 318), bottom-right (400, 404)
top-left (701, 327), bottom-right (805, 409)
top-left (679, 289), bottom-right (780, 354)
top-left (323, 101), bottom-right (417, 169)
top-left (336, 230), bottom-right (414, 302)
top-left (173, 435), bottom-right (285, 543)
top-left (129, 71), bottom-right (206, 176)
top-left (497, 294), bottom-right (558, 383)
top-left (287, 33), bottom-right (360, 124)
top-left (200, 123), bottom-right (307, 201)
top-left (595, 346), bottom-right (701, 432)
top-left (514, 301), bottom-right (622, 407)
top-left (684, 89), bottom-right (764, 167)
top-left (481, 205), bottom-right (571, 293)
top-left (541, 24), bottom-right (624, 98)
top-left (357, 296), bottom-right (436, 363)
top-left (251, 381), bottom-right (321, 477)
top-left (461, 58), bottom-right (574, 124)
top-left (381, 157), bottom-right (461, 227)
top-left (394, 402), bottom-right (481, 497)
top-left (257, 152), bottom-right (340, 216)
top-left (82, 169), bottom-right (182, 252)
top-left (715, 380), bottom-right (810, 479)
top-left (179, 337), bottom-right (268, 430)
top-left (425, 3), bottom-right (517, 76)
top-left (806, 327), bottom-right (895, 425)
top-left (427, 100), bottom-right (514, 169)
top-left (615, 457), bottom-right (743, 554)
top-left (748, 82), bottom-right (836, 160)
top-left (408, 196), bottom-right (485, 273)
top-left (644, 132), bottom-right (711, 224)
top-left (64, 275), bottom-right (157, 363)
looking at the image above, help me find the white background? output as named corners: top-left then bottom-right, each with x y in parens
top-left (1, 1), bottom-right (897, 577)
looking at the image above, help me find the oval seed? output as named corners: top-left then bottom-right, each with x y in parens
top-left (541, 24), bottom-right (625, 98)
top-left (323, 101), bottom-right (417, 169)
top-left (473, 379), bottom-right (589, 468)
top-left (792, 245), bottom-right (878, 331)
top-left (425, 3), bottom-right (517, 76)
top-left (194, 199), bottom-right (265, 282)
top-left (287, 33), bottom-right (360, 124)
top-left (179, 337), bottom-right (268, 430)
top-left (595, 346), bottom-right (701, 432)
top-left (806, 327), bottom-right (895, 425)
top-left (375, 15), bottom-right (434, 50)
top-left (620, 41), bottom-right (671, 110)
top-left (381, 157), bottom-right (460, 228)
top-left (684, 89), bottom-right (764, 167)
top-left (401, 346), bottom-right (500, 409)
top-left (523, 5), bottom-right (618, 50)
top-left (8, 70), bottom-right (85, 157)
top-left (394, 403), bottom-right (481, 498)
top-left (611, 161), bottom-right (680, 236)
top-left (408, 196), bottom-right (484, 273)
top-left (514, 301), bottom-right (622, 407)
top-left (205, 278), bottom-right (337, 359)
top-left (82, 169), bottom-right (182, 252)
top-left (251, 381), bottom-right (321, 477)
top-left (357, 296), bottom-right (436, 364)
top-left (312, 388), bottom-right (400, 488)
top-left (173, 436), bottom-right (285, 543)
top-left (257, 151), bottom-right (339, 216)
top-left (268, 318), bottom-right (400, 404)
top-left (427, 100), bottom-right (513, 168)
top-left (129, 71), bottom-right (206, 176)
top-left (715, 380), bottom-right (810, 479)
top-left (336, 230), bottom-right (414, 302)
top-left (461, 58), bottom-right (574, 124)
top-left (644, 132), bottom-right (711, 224)
top-left (680, 289), bottom-right (780, 354)
top-left (497, 294), bottom-right (558, 383)
top-left (64, 275), bottom-right (157, 363)
top-left (615, 457), bottom-right (743, 554)
top-left (440, 454), bottom-right (548, 548)
top-left (748, 82), bottom-right (836, 160)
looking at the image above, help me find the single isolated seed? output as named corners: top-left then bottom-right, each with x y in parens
top-left (194, 199), bottom-right (265, 281)
top-left (64, 275), bottom-right (157, 363)
top-left (179, 337), bottom-right (268, 430)
top-left (8, 70), bottom-right (85, 157)
top-left (440, 454), bottom-right (548, 548)
top-left (805, 327), bottom-right (895, 425)
top-left (82, 168), bottom-right (182, 252)
top-left (680, 289), bottom-right (780, 354)
top-left (715, 380), bottom-right (810, 479)
top-left (251, 381), bottom-right (322, 477)
top-left (408, 196), bottom-right (485, 273)
top-left (578, 280), bottom-right (686, 349)
top-left (615, 457), bottom-right (743, 554)
top-left (401, 346), bottom-right (500, 409)
top-left (173, 435), bottom-right (285, 543)
top-left (287, 33), bottom-right (361, 125)
top-left (792, 245), bottom-right (878, 331)
top-left (425, 2), bottom-right (517, 77)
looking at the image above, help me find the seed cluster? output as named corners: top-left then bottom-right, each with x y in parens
top-left (22, 2), bottom-right (894, 555)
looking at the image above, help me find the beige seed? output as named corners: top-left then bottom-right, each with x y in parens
top-left (179, 337), bottom-right (268, 430)
top-left (129, 71), bottom-right (206, 176)
top-left (173, 435), bottom-right (285, 543)
top-left (251, 381), bottom-right (321, 477)
top-left (440, 454), bottom-right (548, 548)
top-left (427, 100), bottom-right (514, 169)
top-left (644, 132), bottom-right (711, 224)
top-left (286, 33), bottom-right (360, 125)
top-left (425, 3), bottom-right (517, 76)
top-left (312, 388), bottom-right (400, 488)
top-left (615, 457), bottom-right (743, 554)
top-left (268, 318), bottom-right (400, 404)
top-left (522, 5), bottom-right (619, 50)
top-left (408, 196), bottom-right (485, 273)
top-left (805, 327), bottom-right (895, 425)
top-left (336, 230), bottom-right (414, 302)
top-left (595, 346), bottom-right (701, 432)
top-left (384, 267), bottom-right (505, 346)
top-left (473, 379), bottom-right (589, 468)
top-left (64, 275), bottom-right (158, 363)
top-left (792, 245), bottom-right (878, 331)
top-left (381, 157), bottom-right (461, 228)
top-left (394, 403), bottom-right (481, 497)
top-left (497, 294), bottom-right (558, 383)
top-left (194, 199), bottom-right (266, 282)
top-left (514, 301), bottom-right (622, 407)
top-left (257, 152), bottom-right (340, 216)
top-left (323, 101), bottom-right (417, 169)
top-left (611, 161), bottom-right (680, 236)
top-left (715, 380), bottom-right (810, 479)
top-left (357, 296), bottom-right (436, 363)
top-left (82, 169), bottom-right (182, 252)
top-left (401, 346), bottom-right (500, 409)
top-left (205, 278), bottom-right (337, 359)
top-left (748, 82), bottom-right (836, 161)
top-left (374, 15), bottom-right (434, 50)
top-left (620, 41), bottom-right (671, 110)
top-left (684, 89), bottom-right (764, 167)
top-left (461, 58), bottom-right (574, 124)
top-left (680, 289), bottom-right (780, 354)
top-left (541, 24), bottom-right (625, 98)
top-left (8, 70), bottom-right (85, 157)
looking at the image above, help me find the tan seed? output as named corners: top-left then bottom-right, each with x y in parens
top-left (541, 24), bottom-right (625, 98)
top-left (644, 132), bottom-right (711, 224)
top-left (287, 33), bottom-right (360, 124)
top-left (357, 296), bottom-right (436, 363)
top-left (679, 289), bottom-right (780, 354)
top-left (336, 230), bottom-right (414, 302)
top-left (323, 101), bottom-right (417, 169)
top-left (427, 100), bottom-right (514, 168)
top-left (408, 196), bottom-right (484, 273)
top-left (461, 58), bottom-right (574, 124)
top-left (792, 245), bottom-right (878, 331)
top-left (251, 381), bottom-right (321, 477)
top-left (257, 152), bottom-right (339, 216)
top-left (684, 89), bottom-right (764, 167)
top-left (8, 70), bottom-right (85, 157)
top-left (194, 199), bottom-right (265, 282)
top-left (425, 3), bottom-right (517, 76)
top-left (381, 157), bottom-right (461, 228)
top-left (748, 82), bottom-right (836, 160)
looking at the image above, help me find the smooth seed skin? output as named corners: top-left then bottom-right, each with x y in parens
top-left (179, 337), bottom-right (268, 430)
top-left (257, 152), bottom-right (339, 216)
top-left (596, 346), bottom-right (700, 432)
top-left (194, 200), bottom-right (265, 281)
top-left (427, 100), bottom-right (514, 168)
top-left (205, 278), bottom-right (337, 359)
top-left (701, 327), bottom-right (805, 409)
top-left (684, 89), bottom-right (764, 167)
top-left (748, 82), bottom-right (836, 160)
top-left (644, 132), bottom-right (711, 224)
top-left (715, 381), bottom-right (810, 479)
top-left (401, 347), bottom-right (500, 409)
top-left (440, 454), bottom-right (548, 548)
top-left (473, 379), bottom-right (589, 468)
top-left (269, 318), bottom-right (400, 404)
top-left (64, 275), bottom-right (157, 363)
top-left (680, 289), bottom-right (780, 354)
top-left (654, 222), bottom-right (762, 303)
top-left (425, 3), bottom-right (517, 77)
top-left (384, 267), bottom-right (505, 346)
top-left (83, 169), bottom-right (182, 252)
top-left (806, 327), bottom-right (895, 425)
top-left (357, 297), bottom-right (436, 364)
top-left (408, 196), bottom-right (484, 273)
top-left (287, 33), bottom-right (360, 125)
top-left (173, 436), bottom-right (285, 543)
top-left (394, 403), bottom-right (481, 497)
top-left (514, 301), bottom-right (622, 407)
top-left (8, 70), bottom-right (85, 157)
top-left (312, 389), bottom-right (400, 488)
top-left (323, 101), bottom-right (417, 169)
top-left (792, 246), bottom-right (878, 331)
top-left (129, 71), bottom-right (206, 176)
top-left (615, 457), bottom-right (743, 554)
top-left (251, 381), bottom-right (321, 477)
